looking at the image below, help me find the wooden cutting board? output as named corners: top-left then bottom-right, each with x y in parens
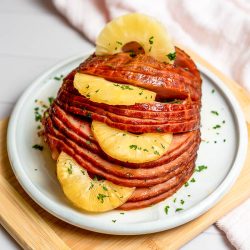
top-left (1, 49), bottom-right (250, 250)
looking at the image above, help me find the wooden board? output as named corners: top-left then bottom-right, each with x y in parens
top-left (1, 49), bottom-right (250, 250)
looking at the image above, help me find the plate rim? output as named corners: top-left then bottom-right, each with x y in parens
top-left (7, 53), bottom-right (248, 235)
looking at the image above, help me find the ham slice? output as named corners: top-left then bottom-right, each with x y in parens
top-left (78, 47), bottom-right (201, 101)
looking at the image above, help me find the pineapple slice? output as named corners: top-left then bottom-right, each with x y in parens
top-left (96, 13), bottom-right (175, 63)
top-left (57, 152), bottom-right (135, 212)
top-left (92, 121), bottom-right (173, 163)
top-left (74, 73), bottom-right (156, 105)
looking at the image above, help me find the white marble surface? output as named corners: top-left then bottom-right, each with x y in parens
top-left (0, 0), bottom-right (234, 249)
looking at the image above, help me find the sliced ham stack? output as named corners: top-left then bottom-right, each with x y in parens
top-left (42, 47), bottom-right (202, 210)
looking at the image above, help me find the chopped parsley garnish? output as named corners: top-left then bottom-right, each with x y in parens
top-left (32, 144), bottom-right (43, 151)
top-left (149, 36), bottom-right (154, 45)
top-left (86, 85), bottom-right (89, 89)
top-left (120, 212), bottom-right (125, 215)
top-left (54, 76), bottom-right (61, 81)
top-left (190, 178), bottom-right (196, 183)
top-left (35, 113), bottom-right (42, 122)
top-left (86, 112), bottom-right (92, 118)
top-left (129, 51), bottom-right (136, 58)
top-left (129, 144), bottom-right (138, 150)
top-left (223, 139), bottom-right (226, 142)
top-left (167, 52), bottom-right (176, 61)
top-left (37, 125), bottom-right (41, 130)
top-left (149, 46), bottom-right (152, 52)
top-left (156, 127), bottom-right (163, 132)
top-left (161, 143), bottom-right (166, 149)
top-left (154, 150), bottom-right (160, 155)
top-left (211, 89), bottom-right (215, 93)
top-left (112, 220), bottom-right (116, 223)
top-left (211, 110), bottom-right (219, 116)
top-left (86, 140), bottom-right (91, 145)
top-left (175, 208), bottom-right (183, 212)
top-left (89, 182), bottom-right (94, 190)
top-left (139, 91), bottom-right (143, 95)
top-left (95, 89), bottom-right (100, 93)
top-left (67, 164), bottom-right (73, 174)
top-left (48, 97), bottom-right (55, 105)
top-left (116, 41), bottom-right (123, 45)
top-left (122, 133), bottom-right (126, 136)
top-left (143, 148), bottom-right (148, 152)
top-left (81, 170), bottom-right (85, 175)
top-left (213, 124), bottom-right (221, 129)
top-left (34, 107), bottom-right (39, 111)
top-left (164, 205), bottom-right (170, 215)
top-left (97, 193), bottom-right (109, 203)
top-left (214, 141), bottom-right (217, 143)
top-left (222, 120), bottom-right (226, 124)
top-left (184, 182), bottom-right (189, 187)
top-left (102, 186), bottom-right (108, 191)
top-left (173, 198), bottom-right (177, 203)
top-left (188, 195), bottom-right (191, 197)
top-left (180, 199), bottom-right (185, 205)
top-left (113, 84), bottom-right (133, 90)
top-left (195, 165), bottom-right (208, 172)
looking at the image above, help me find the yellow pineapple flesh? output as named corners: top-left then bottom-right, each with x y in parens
top-left (95, 13), bottom-right (175, 63)
top-left (91, 121), bottom-right (173, 164)
top-left (74, 73), bottom-right (156, 105)
top-left (57, 152), bottom-right (135, 212)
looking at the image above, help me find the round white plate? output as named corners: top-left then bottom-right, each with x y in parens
top-left (7, 54), bottom-right (248, 235)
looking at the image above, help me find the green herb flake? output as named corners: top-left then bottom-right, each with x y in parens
top-left (116, 41), bottom-right (123, 45)
top-left (164, 205), bottom-right (170, 215)
top-left (143, 149), bottom-right (149, 152)
top-left (214, 141), bottom-right (217, 144)
top-left (175, 208), bottom-right (183, 212)
top-left (195, 165), bottom-right (208, 172)
top-left (213, 124), bottom-right (221, 129)
top-left (184, 182), bottom-right (189, 187)
top-left (167, 52), bottom-right (176, 61)
top-left (95, 89), bottom-right (100, 93)
top-left (120, 212), bottom-right (125, 215)
top-left (67, 163), bottom-right (73, 174)
top-left (102, 186), bottom-right (108, 191)
top-left (154, 150), bottom-right (160, 155)
top-left (222, 120), bottom-right (226, 124)
top-left (86, 140), bottom-right (91, 145)
top-left (211, 110), bottom-right (219, 116)
top-left (161, 143), bottom-right (166, 149)
top-left (112, 220), bottom-right (116, 223)
top-left (37, 125), bottom-right (41, 130)
top-left (122, 133), bottom-right (126, 136)
top-left (188, 195), bottom-right (191, 197)
top-left (223, 139), bottom-right (226, 142)
top-left (190, 178), bottom-right (196, 183)
top-left (35, 113), bottom-right (42, 122)
top-left (54, 76), bottom-right (61, 81)
top-left (129, 51), bottom-right (136, 58)
top-left (48, 96), bottom-right (55, 105)
top-left (129, 144), bottom-right (138, 150)
top-left (32, 144), bottom-right (43, 151)
top-left (81, 170), bottom-right (85, 175)
top-left (173, 198), bottom-right (177, 203)
top-left (180, 199), bottom-right (185, 205)
top-left (211, 89), bottom-right (215, 93)
top-left (97, 193), bottom-right (109, 203)
top-left (89, 182), bottom-right (94, 190)
top-left (149, 36), bottom-right (154, 45)
top-left (156, 127), bottom-right (163, 132)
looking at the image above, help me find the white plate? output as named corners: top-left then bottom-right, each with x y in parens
top-left (7, 54), bottom-right (248, 235)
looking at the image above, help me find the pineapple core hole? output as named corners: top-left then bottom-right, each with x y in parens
top-left (122, 41), bottom-right (145, 55)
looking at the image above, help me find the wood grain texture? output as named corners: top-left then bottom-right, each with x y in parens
top-left (0, 50), bottom-right (250, 250)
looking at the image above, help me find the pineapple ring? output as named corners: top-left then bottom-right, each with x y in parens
top-left (74, 73), bottom-right (156, 105)
top-left (92, 121), bottom-right (173, 164)
top-left (57, 152), bottom-right (135, 212)
top-left (96, 13), bottom-right (175, 63)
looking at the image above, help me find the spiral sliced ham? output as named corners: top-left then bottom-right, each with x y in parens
top-left (42, 47), bottom-right (202, 210)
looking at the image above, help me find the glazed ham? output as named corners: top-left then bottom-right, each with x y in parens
top-left (42, 47), bottom-right (202, 210)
